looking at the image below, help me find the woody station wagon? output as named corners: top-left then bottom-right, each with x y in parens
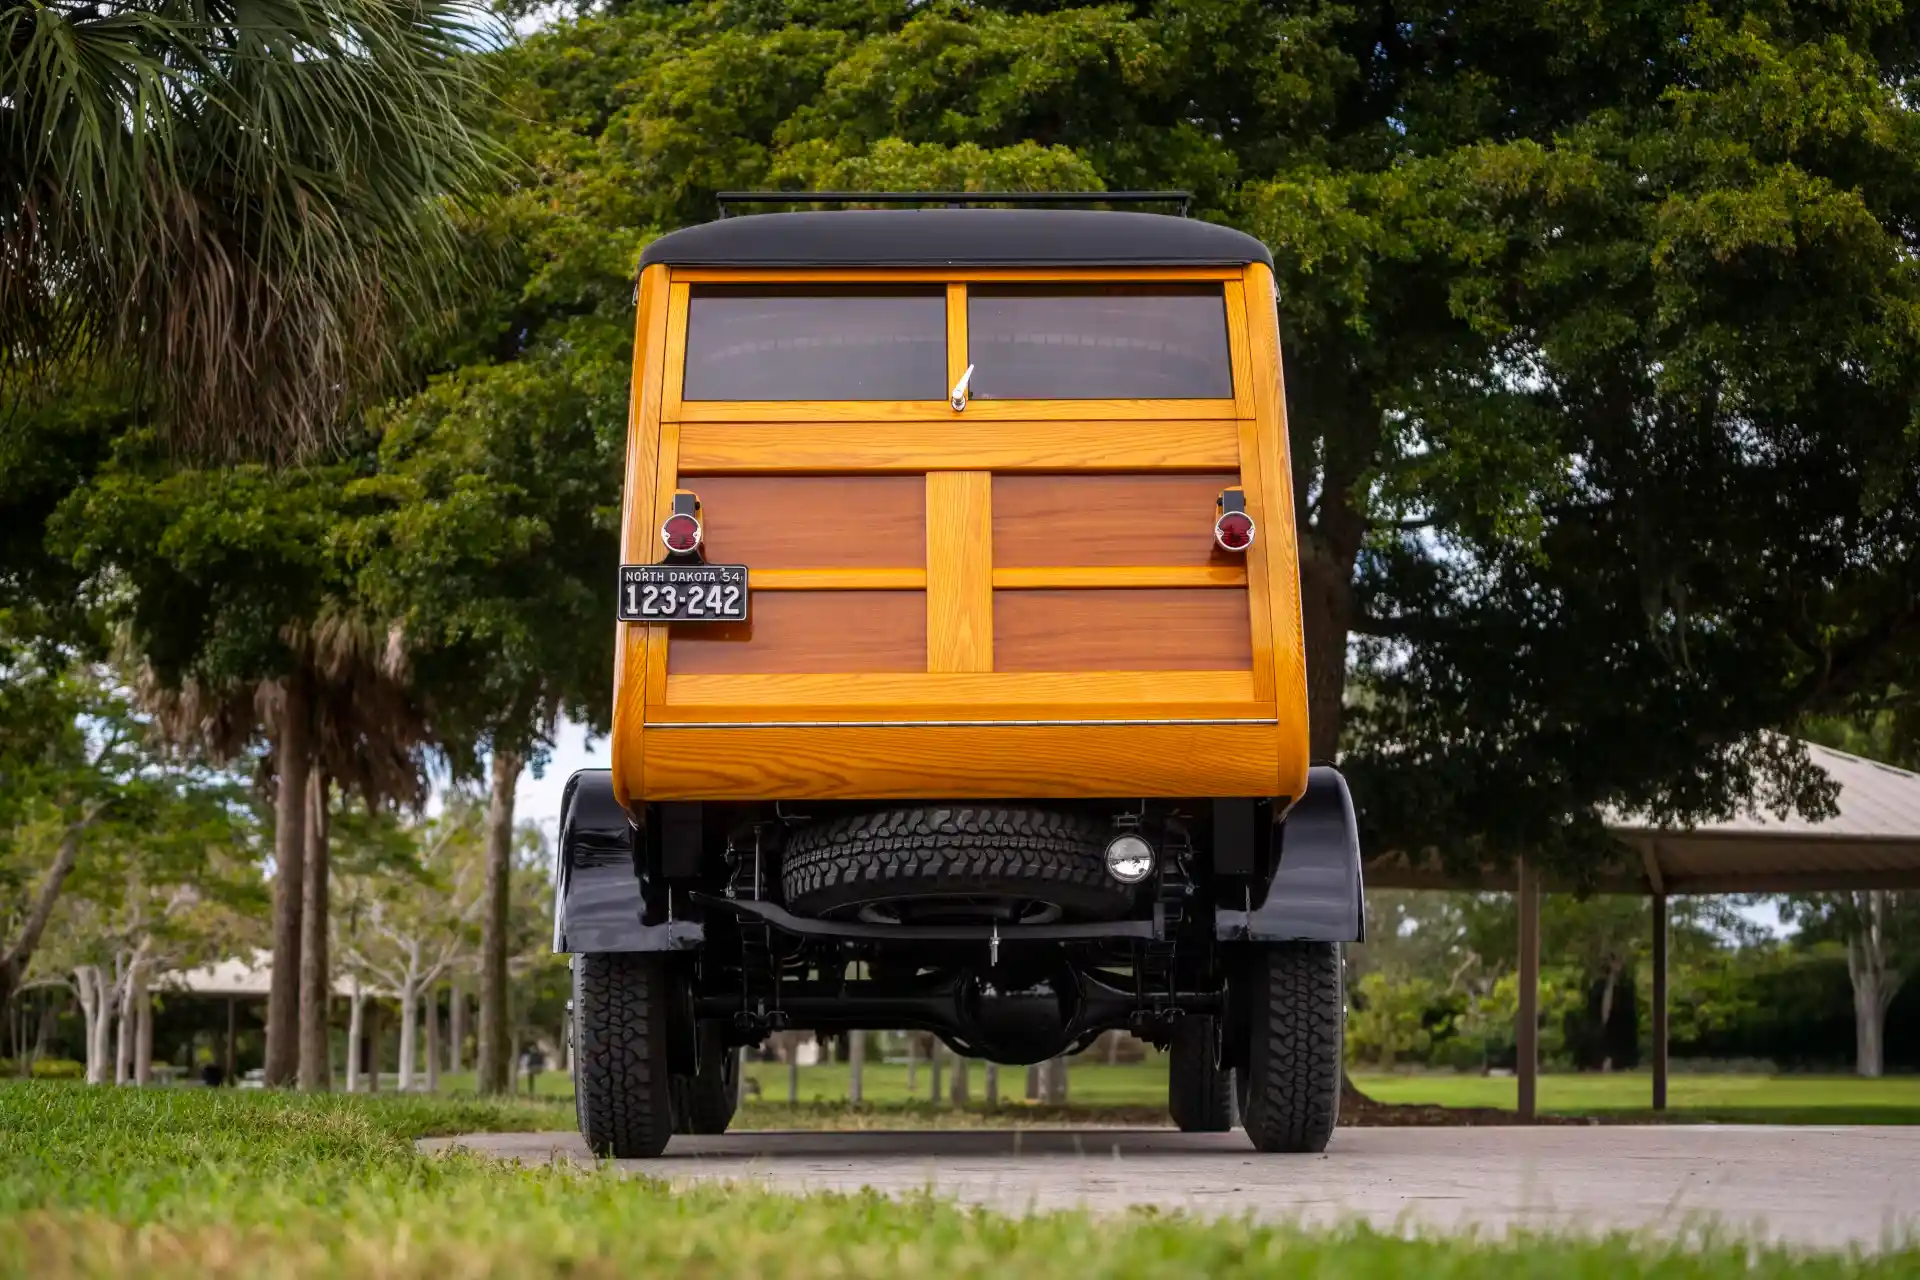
top-left (551, 194), bottom-right (1365, 1157)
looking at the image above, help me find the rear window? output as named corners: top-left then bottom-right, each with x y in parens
top-left (682, 285), bottom-right (947, 401)
top-left (967, 285), bottom-right (1233, 400)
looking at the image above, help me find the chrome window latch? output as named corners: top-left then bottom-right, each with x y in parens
top-left (949, 363), bottom-right (975, 412)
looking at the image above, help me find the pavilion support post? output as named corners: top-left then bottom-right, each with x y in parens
top-left (1651, 892), bottom-right (1669, 1112)
top-left (1516, 857), bottom-right (1540, 1122)
top-left (224, 997), bottom-right (237, 1084)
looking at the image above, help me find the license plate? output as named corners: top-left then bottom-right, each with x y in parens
top-left (618, 564), bottom-right (748, 623)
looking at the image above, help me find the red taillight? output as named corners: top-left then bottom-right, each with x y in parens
top-left (1214, 510), bottom-right (1255, 552)
top-left (661, 512), bottom-right (702, 553)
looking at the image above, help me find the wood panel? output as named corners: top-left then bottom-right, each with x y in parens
top-left (673, 397), bottom-right (1237, 423)
top-left (610, 263), bottom-right (673, 811)
top-left (677, 475), bottom-right (924, 568)
top-left (677, 421), bottom-right (1240, 472)
top-left (993, 473), bottom-right (1241, 568)
top-left (925, 471), bottom-right (993, 672)
top-left (994, 589), bottom-right (1252, 671)
top-left (992, 566), bottom-right (1244, 589)
top-left (666, 591), bottom-right (925, 675)
top-left (662, 670), bottom-right (1258, 708)
top-left (755, 568), bottom-right (927, 590)
top-left (1243, 263), bottom-right (1310, 745)
top-left (640, 723), bottom-right (1284, 800)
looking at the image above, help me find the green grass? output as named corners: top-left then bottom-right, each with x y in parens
top-left (742, 1057), bottom-right (1171, 1107)
top-left (1352, 1072), bottom-right (1920, 1125)
top-left (3, 1082), bottom-right (1912, 1278)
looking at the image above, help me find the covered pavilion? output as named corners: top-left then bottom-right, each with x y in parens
top-left (1363, 742), bottom-right (1920, 1117)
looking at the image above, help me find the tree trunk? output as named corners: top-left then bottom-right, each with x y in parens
top-left (75, 965), bottom-right (109, 1085)
top-left (0, 820), bottom-right (90, 1014)
top-left (848, 1029), bottom-right (865, 1104)
top-left (950, 1052), bottom-right (970, 1106)
top-left (346, 979), bottom-right (364, 1093)
top-left (449, 980), bottom-right (465, 1074)
top-left (1039, 1054), bottom-right (1068, 1105)
top-left (265, 672), bottom-right (312, 1087)
top-left (477, 748), bottom-right (522, 1096)
top-left (298, 764), bottom-right (332, 1091)
top-left (929, 1040), bottom-right (942, 1102)
top-left (984, 1061), bottom-right (998, 1106)
top-left (1852, 970), bottom-right (1885, 1078)
top-left (424, 991), bottom-right (441, 1094)
top-left (1025, 1062), bottom-right (1039, 1101)
top-left (1845, 891), bottom-right (1897, 1079)
top-left (398, 981), bottom-right (418, 1091)
top-left (366, 1001), bottom-right (381, 1093)
top-left (115, 961), bottom-right (137, 1086)
top-left (134, 985), bottom-right (153, 1085)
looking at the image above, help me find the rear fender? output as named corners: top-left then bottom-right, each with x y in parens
top-left (1214, 766), bottom-right (1365, 943)
top-left (552, 770), bottom-right (704, 953)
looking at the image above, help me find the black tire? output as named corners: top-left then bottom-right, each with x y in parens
top-left (1236, 942), bottom-right (1343, 1153)
top-left (573, 953), bottom-right (676, 1159)
top-left (1168, 1015), bottom-right (1235, 1132)
top-left (782, 806), bottom-right (1130, 922)
top-left (674, 1022), bottom-right (739, 1135)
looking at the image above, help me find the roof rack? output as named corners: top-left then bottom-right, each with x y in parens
top-left (714, 190), bottom-right (1193, 218)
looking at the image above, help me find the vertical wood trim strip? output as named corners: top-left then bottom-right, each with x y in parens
top-left (612, 265), bottom-right (673, 806)
top-left (1244, 263), bottom-right (1309, 797)
top-left (1223, 280), bottom-right (1256, 421)
top-left (645, 416), bottom-right (681, 710)
top-left (662, 280), bottom-right (691, 420)
top-left (926, 471), bottom-right (993, 672)
top-left (1236, 419), bottom-right (1278, 704)
top-left (946, 282), bottom-right (970, 396)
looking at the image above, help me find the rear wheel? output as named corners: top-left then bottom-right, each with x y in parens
top-left (1167, 1014), bottom-right (1234, 1132)
top-left (782, 806), bottom-right (1129, 923)
top-left (674, 1022), bottom-right (739, 1134)
top-left (1236, 943), bottom-right (1343, 1153)
top-left (573, 953), bottom-right (676, 1159)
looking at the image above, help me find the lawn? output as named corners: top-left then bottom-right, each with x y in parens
top-left (2, 1082), bottom-right (1911, 1279)
top-left (429, 1059), bottom-right (1920, 1125)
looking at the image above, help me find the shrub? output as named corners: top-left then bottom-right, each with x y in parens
top-left (29, 1058), bottom-right (84, 1080)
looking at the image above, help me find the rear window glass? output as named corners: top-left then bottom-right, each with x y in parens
top-left (967, 285), bottom-right (1234, 400)
top-left (682, 286), bottom-right (947, 401)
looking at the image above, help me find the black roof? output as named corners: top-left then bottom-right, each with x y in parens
top-left (638, 209), bottom-right (1272, 270)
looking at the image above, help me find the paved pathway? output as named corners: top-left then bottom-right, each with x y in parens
top-left (422, 1126), bottom-right (1920, 1251)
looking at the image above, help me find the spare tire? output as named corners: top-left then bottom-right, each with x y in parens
top-left (781, 806), bottom-right (1131, 923)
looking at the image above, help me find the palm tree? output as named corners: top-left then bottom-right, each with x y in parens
top-left (2, 0), bottom-right (500, 457)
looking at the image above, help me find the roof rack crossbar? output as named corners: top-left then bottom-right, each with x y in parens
top-left (715, 190), bottom-right (1193, 218)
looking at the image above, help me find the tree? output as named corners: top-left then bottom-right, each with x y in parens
top-left (54, 443), bottom-right (429, 1085)
top-left (481, 0), bottom-right (1920, 881)
top-left (336, 804), bottom-right (486, 1091)
top-left (1781, 893), bottom-right (1920, 1078)
top-left (2, 0), bottom-right (501, 457)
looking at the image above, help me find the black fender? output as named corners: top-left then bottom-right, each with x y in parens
top-left (551, 770), bottom-right (704, 954)
top-left (1214, 766), bottom-right (1365, 943)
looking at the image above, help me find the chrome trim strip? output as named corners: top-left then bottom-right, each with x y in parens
top-left (647, 717), bottom-right (1280, 729)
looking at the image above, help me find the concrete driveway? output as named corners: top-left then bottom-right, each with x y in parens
top-left (422, 1125), bottom-right (1920, 1250)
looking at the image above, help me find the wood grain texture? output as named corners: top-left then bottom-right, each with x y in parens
top-left (666, 591), bottom-right (926, 675)
top-left (639, 723), bottom-right (1285, 800)
top-left (673, 397), bottom-right (1236, 423)
top-left (992, 473), bottom-right (1240, 568)
top-left (946, 283), bottom-right (969, 393)
top-left (662, 670), bottom-right (1257, 707)
top-left (1224, 279), bottom-right (1256, 420)
top-left (1244, 262), bottom-right (1311, 801)
top-left (925, 471), bottom-right (993, 672)
top-left (677, 421), bottom-right (1240, 472)
top-left (754, 568), bottom-right (927, 590)
top-left (1236, 418), bottom-right (1278, 705)
top-left (660, 280), bottom-right (691, 420)
top-left (993, 588), bottom-right (1253, 671)
top-left (677, 475), bottom-right (924, 568)
top-left (610, 264), bottom-right (673, 811)
top-left (991, 566), bottom-right (1245, 589)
